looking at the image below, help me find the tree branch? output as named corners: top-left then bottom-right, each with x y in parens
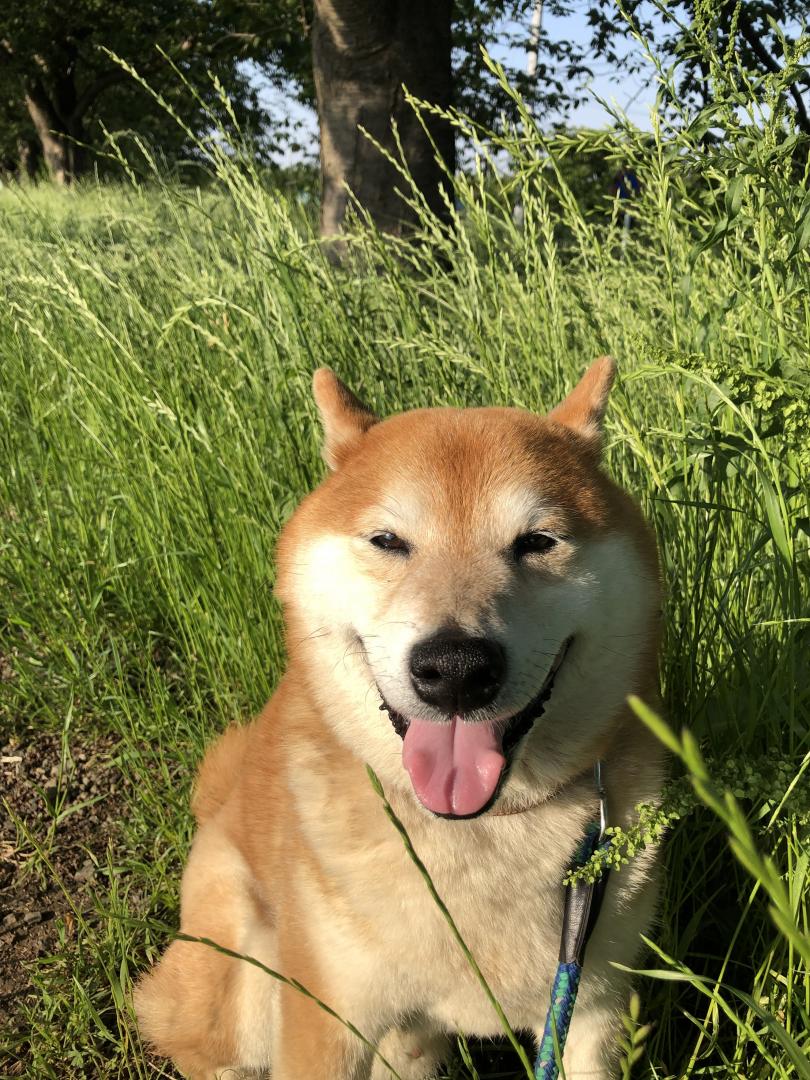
top-left (70, 68), bottom-right (130, 121)
top-left (70, 37), bottom-right (196, 122)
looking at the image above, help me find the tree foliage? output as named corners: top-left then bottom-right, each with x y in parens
top-left (0, 0), bottom-right (311, 180)
top-left (0, 0), bottom-right (807, 185)
top-left (584, 0), bottom-right (810, 132)
top-left (453, 0), bottom-right (809, 137)
top-left (0, 0), bottom-right (598, 180)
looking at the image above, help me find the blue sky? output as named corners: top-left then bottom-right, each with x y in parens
top-left (494, 8), bottom-right (659, 129)
top-left (258, 8), bottom-right (659, 165)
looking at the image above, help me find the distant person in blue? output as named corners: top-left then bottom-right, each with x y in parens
top-left (612, 166), bottom-right (641, 235)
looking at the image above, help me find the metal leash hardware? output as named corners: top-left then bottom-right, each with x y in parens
top-left (534, 761), bottom-right (611, 1080)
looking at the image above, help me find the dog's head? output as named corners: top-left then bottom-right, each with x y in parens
top-left (276, 361), bottom-right (660, 818)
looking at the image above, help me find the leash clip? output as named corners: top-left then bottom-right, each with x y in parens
top-left (594, 759), bottom-right (608, 841)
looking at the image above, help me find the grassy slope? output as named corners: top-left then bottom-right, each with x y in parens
top-left (0, 108), bottom-right (808, 1079)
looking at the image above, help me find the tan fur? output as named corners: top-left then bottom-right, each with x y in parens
top-left (135, 361), bottom-right (665, 1079)
top-left (191, 723), bottom-right (252, 825)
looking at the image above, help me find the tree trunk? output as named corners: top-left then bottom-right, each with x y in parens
top-left (312, 0), bottom-right (455, 237)
top-left (17, 138), bottom-right (41, 182)
top-left (25, 79), bottom-right (86, 185)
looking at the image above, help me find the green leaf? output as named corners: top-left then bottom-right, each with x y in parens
top-left (724, 176), bottom-right (744, 219)
top-left (787, 208), bottom-right (810, 260)
top-left (690, 215), bottom-right (731, 261)
top-left (756, 468), bottom-right (792, 565)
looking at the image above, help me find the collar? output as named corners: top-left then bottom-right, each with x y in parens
top-left (487, 759), bottom-right (608, 821)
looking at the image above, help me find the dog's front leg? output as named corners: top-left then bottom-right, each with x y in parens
top-left (271, 976), bottom-right (383, 1080)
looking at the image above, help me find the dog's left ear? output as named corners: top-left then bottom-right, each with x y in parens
top-left (312, 368), bottom-right (379, 470)
top-left (546, 356), bottom-right (616, 451)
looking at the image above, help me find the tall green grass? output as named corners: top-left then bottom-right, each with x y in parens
top-left (1, 31), bottom-right (808, 1078)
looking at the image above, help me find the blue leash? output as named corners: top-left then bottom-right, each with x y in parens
top-left (534, 762), bottom-right (611, 1080)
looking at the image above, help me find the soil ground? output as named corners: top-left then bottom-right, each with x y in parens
top-left (1, 733), bottom-right (130, 1063)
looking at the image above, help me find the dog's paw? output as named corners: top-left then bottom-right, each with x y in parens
top-left (371, 1023), bottom-right (450, 1080)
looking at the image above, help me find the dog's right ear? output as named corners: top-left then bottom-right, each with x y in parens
top-left (545, 355), bottom-right (616, 452)
top-left (312, 368), bottom-right (379, 471)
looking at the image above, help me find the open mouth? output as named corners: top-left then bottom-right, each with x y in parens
top-left (378, 636), bottom-right (573, 820)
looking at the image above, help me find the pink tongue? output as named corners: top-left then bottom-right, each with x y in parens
top-left (402, 717), bottom-right (505, 817)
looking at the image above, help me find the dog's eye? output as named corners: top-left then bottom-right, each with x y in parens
top-left (370, 532), bottom-right (410, 555)
top-left (513, 532), bottom-right (558, 559)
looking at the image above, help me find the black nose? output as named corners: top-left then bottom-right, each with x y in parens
top-left (409, 633), bottom-right (506, 714)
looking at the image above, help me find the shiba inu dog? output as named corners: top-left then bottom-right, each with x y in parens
top-left (135, 358), bottom-right (665, 1079)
